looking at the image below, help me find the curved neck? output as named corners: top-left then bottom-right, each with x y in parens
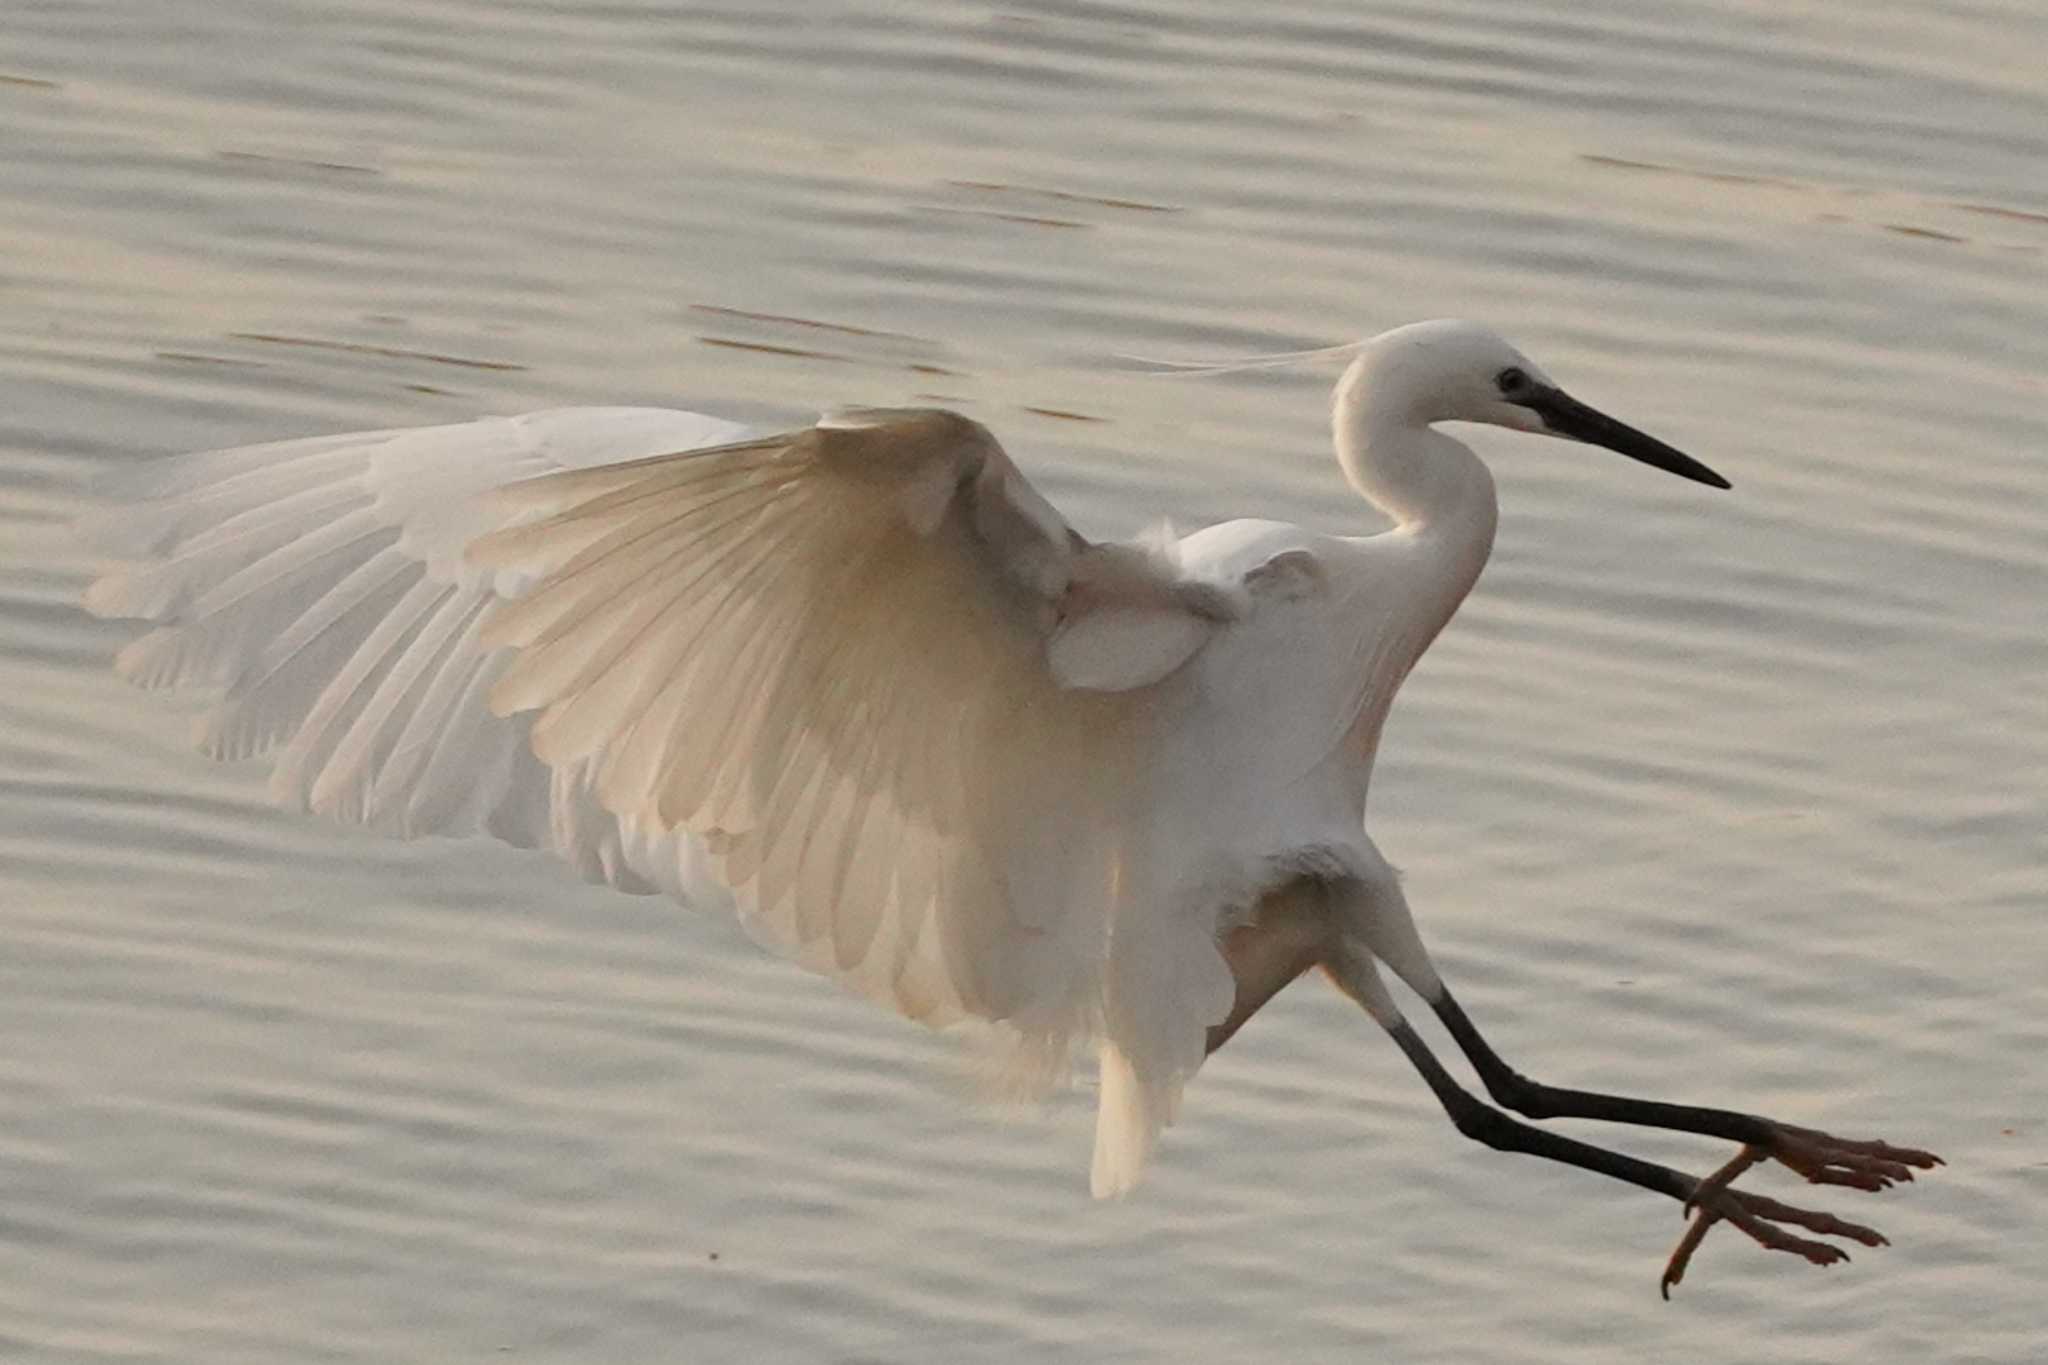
top-left (1327, 387), bottom-right (1501, 789)
top-left (1333, 381), bottom-right (1499, 615)
top-left (1335, 367), bottom-right (1498, 519)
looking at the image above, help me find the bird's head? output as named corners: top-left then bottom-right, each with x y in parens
top-left (1342, 319), bottom-right (1730, 489)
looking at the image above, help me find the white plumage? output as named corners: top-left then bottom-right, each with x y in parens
top-left (82, 321), bottom-right (1736, 1198)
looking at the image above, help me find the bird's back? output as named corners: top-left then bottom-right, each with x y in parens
top-left (1168, 517), bottom-right (1446, 807)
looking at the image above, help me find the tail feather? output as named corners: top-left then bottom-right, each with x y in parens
top-left (1090, 1039), bottom-right (1187, 1198)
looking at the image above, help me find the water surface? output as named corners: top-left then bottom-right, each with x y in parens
top-left (4, 2), bottom-right (2045, 1360)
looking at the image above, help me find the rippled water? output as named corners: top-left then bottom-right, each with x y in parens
top-left (5, 1), bottom-right (2046, 1360)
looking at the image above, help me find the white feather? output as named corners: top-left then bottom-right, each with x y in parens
top-left (85, 397), bottom-right (1433, 1194)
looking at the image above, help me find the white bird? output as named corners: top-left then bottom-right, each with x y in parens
top-left (82, 318), bottom-right (1937, 1293)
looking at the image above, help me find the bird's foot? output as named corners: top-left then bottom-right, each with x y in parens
top-left (1757, 1121), bottom-right (1943, 1191)
top-left (1661, 1155), bottom-right (1887, 1298)
top-left (1659, 1126), bottom-right (1943, 1298)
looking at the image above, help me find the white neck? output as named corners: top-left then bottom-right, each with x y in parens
top-left (1324, 356), bottom-right (1502, 788)
top-left (1335, 355), bottom-right (1497, 514)
top-left (1331, 358), bottom-right (1500, 616)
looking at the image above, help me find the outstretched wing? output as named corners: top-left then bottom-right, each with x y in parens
top-left (468, 407), bottom-right (1236, 1032)
top-left (81, 408), bottom-right (750, 888)
top-left (85, 406), bottom-right (1237, 1056)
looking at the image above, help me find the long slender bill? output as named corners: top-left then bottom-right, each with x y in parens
top-left (1525, 386), bottom-right (1731, 489)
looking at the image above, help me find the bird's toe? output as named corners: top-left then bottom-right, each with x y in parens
top-left (1661, 1182), bottom-right (1888, 1298)
top-left (1765, 1122), bottom-right (1943, 1190)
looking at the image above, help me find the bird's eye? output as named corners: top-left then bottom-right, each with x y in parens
top-left (1495, 366), bottom-right (1531, 396)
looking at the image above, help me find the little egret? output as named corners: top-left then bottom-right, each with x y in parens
top-left (83, 319), bottom-right (1938, 1294)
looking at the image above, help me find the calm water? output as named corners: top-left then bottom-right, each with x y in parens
top-left (4, 2), bottom-right (2045, 1360)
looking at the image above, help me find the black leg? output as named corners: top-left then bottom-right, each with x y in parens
top-left (1322, 888), bottom-right (1939, 1292)
top-left (1385, 1018), bottom-right (1692, 1201)
top-left (1382, 1016), bottom-right (1894, 1297)
top-left (1428, 988), bottom-right (1941, 1192)
top-left (1432, 988), bottom-right (1772, 1143)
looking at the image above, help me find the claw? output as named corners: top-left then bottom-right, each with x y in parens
top-left (1662, 1184), bottom-right (1880, 1298)
top-left (1661, 1213), bottom-right (1716, 1299)
top-left (1660, 1124), bottom-right (1934, 1298)
top-left (1764, 1123), bottom-right (1944, 1191)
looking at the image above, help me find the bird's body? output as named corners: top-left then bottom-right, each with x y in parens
top-left (84, 319), bottom-right (1937, 1290)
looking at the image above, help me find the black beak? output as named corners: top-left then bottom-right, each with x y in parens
top-left (1520, 386), bottom-right (1730, 490)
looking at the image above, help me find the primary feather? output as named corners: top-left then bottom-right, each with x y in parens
top-left (86, 403), bottom-right (1352, 1192)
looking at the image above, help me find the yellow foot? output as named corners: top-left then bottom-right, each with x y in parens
top-left (1765, 1122), bottom-right (1944, 1191)
top-left (1658, 1127), bottom-right (1943, 1299)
